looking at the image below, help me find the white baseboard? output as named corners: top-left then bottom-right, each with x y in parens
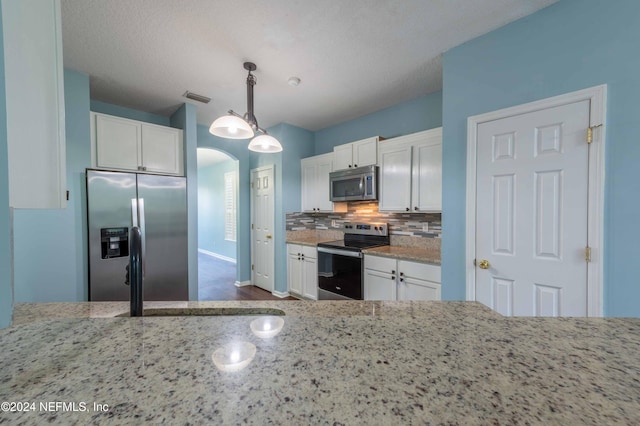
top-left (272, 290), bottom-right (291, 298)
top-left (198, 248), bottom-right (236, 264)
top-left (234, 280), bottom-right (251, 287)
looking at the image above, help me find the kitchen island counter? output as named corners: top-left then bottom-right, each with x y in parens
top-left (2, 301), bottom-right (639, 424)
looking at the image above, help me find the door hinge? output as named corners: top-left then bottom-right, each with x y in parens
top-left (66, 190), bottom-right (69, 201)
top-left (251, 223), bottom-right (254, 230)
top-left (251, 264), bottom-right (254, 271)
top-left (585, 246), bottom-right (592, 263)
top-left (473, 258), bottom-right (477, 266)
top-left (586, 124), bottom-right (602, 144)
top-left (251, 182), bottom-right (254, 189)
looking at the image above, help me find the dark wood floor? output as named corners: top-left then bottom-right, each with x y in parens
top-left (198, 252), bottom-right (297, 301)
top-left (230, 284), bottom-right (298, 301)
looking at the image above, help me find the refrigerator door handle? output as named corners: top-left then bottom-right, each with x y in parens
top-left (131, 198), bottom-right (139, 228)
top-left (138, 198), bottom-right (146, 276)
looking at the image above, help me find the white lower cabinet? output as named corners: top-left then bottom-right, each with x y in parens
top-left (287, 244), bottom-right (318, 300)
top-left (364, 255), bottom-right (441, 301)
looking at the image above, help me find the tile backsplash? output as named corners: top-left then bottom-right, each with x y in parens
top-left (286, 202), bottom-right (441, 238)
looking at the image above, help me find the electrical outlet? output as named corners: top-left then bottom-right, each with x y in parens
top-left (422, 223), bottom-right (429, 232)
top-left (331, 220), bottom-right (336, 227)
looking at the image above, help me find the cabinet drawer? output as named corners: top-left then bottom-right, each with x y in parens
top-left (364, 255), bottom-right (397, 273)
top-left (398, 260), bottom-right (440, 283)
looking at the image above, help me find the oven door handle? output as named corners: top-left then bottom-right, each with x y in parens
top-left (317, 247), bottom-right (363, 258)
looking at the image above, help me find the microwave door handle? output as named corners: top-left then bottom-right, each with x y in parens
top-left (359, 176), bottom-right (364, 192)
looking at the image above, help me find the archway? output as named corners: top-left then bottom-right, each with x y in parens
top-left (197, 148), bottom-right (239, 300)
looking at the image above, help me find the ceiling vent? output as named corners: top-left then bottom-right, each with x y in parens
top-left (183, 91), bottom-right (211, 104)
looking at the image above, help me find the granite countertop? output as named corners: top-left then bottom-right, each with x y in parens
top-left (286, 230), bottom-right (442, 264)
top-left (285, 235), bottom-right (337, 247)
top-left (363, 245), bottom-right (441, 265)
top-left (2, 301), bottom-right (640, 424)
top-left (286, 229), bottom-right (343, 247)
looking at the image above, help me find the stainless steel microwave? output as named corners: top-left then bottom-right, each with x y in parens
top-left (329, 165), bottom-right (378, 202)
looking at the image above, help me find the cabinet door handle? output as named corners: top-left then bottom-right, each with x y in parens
top-left (414, 206), bottom-right (418, 211)
top-left (406, 207), bottom-right (410, 212)
top-left (391, 270), bottom-right (396, 274)
top-left (391, 276), bottom-right (395, 280)
top-left (400, 272), bottom-right (404, 276)
top-left (354, 164), bottom-right (357, 168)
top-left (348, 165), bottom-right (352, 168)
top-left (400, 278), bottom-right (404, 282)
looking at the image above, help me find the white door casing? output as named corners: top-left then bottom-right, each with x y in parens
top-left (466, 85), bottom-right (606, 317)
top-left (251, 165), bottom-right (275, 292)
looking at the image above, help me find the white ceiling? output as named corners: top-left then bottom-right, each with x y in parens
top-left (61, 0), bottom-right (558, 132)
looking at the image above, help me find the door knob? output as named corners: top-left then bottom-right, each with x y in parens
top-left (478, 259), bottom-right (490, 269)
top-left (266, 234), bottom-right (272, 239)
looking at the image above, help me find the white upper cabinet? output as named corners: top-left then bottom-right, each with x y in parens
top-left (95, 114), bottom-right (140, 171)
top-left (333, 136), bottom-right (379, 171)
top-left (301, 153), bottom-right (334, 212)
top-left (377, 144), bottom-right (412, 212)
top-left (91, 112), bottom-right (183, 176)
top-left (140, 124), bottom-right (183, 175)
top-left (3, 0), bottom-right (66, 208)
top-left (378, 127), bottom-right (442, 212)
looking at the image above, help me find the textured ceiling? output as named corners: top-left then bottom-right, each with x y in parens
top-left (61, 0), bottom-right (558, 131)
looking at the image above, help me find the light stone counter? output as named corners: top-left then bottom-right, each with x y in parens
top-left (286, 229), bottom-right (343, 247)
top-left (363, 245), bottom-right (441, 265)
top-left (2, 301), bottom-right (640, 425)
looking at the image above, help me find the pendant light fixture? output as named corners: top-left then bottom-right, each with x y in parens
top-left (209, 62), bottom-right (283, 153)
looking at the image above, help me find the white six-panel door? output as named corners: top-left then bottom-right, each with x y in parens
top-left (251, 166), bottom-right (275, 292)
top-left (475, 100), bottom-right (591, 316)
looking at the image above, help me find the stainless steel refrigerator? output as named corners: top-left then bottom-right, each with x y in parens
top-left (87, 169), bottom-right (188, 301)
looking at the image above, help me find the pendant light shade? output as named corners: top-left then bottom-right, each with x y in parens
top-left (209, 113), bottom-right (254, 139)
top-left (248, 134), bottom-right (282, 153)
top-left (209, 62), bottom-right (283, 153)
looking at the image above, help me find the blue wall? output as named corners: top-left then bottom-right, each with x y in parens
top-left (441, 0), bottom-right (640, 316)
top-left (198, 158), bottom-right (238, 260)
top-left (14, 70), bottom-right (90, 302)
top-left (314, 92), bottom-right (443, 155)
top-left (13, 74), bottom-right (194, 302)
top-left (197, 123), bottom-right (314, 292)
top-left (91, 100), bottom-right (170, 126)
top-left (169, 103), bottom-right (199, 300)
top-left (252, 123), bottom-right (315, 294)
top-left (0, 8), bottom-right (13, 328)
top-left (197, 125), bottom-right (253, 284)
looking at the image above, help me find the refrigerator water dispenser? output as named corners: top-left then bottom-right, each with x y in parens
top-left (100, 227), bottom-right (129, 259)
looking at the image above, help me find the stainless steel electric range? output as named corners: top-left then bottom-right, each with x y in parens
top-left (317, 222), bottom-right (389, 300)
